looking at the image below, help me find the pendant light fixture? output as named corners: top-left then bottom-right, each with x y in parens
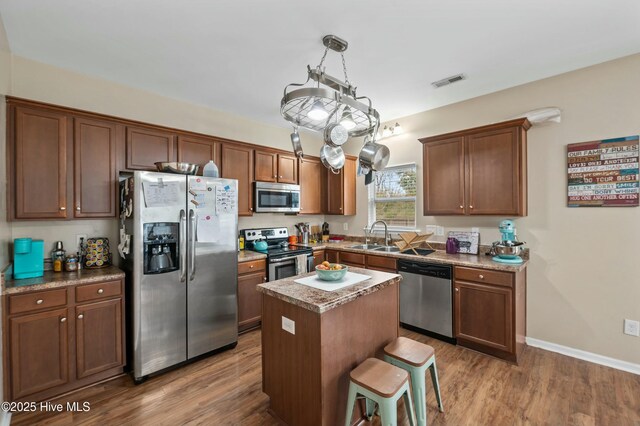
top-left (281, 35), bottom-right (380, 138)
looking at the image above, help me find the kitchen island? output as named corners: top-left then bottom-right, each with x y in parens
top-left (257, 267), bottom-right (401, 426)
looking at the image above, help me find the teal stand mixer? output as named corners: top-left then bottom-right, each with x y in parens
top-left (491, 219), bottom-right (525, 264)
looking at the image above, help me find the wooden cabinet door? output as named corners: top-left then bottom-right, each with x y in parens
top-left (14, 107), bottom-right (69, 219)
top-left (299, 156), bottom-right (322, 214)
top-left (126, 126), bottom-right (176, 171)
top-left (221, 143), bottom-right (254, 216)
top-left (177, 135), bottom-right (220, 176)
top-left (75, 299), bottom-right (123, 379)
top-left (313, 250), bottom-right (325, 267)
top-left (10, 308), bottom-right (69, 399)
top-left (466, 127), bottom-right (522, 215)
top-left (326, 157), bottom-right (356, 215)
top-left (73, 117), bottom-right (117, 218)
top-left (238, 271), bottom-right (266, 332)
top-left (254, 150), bottom-right (277, 182)
top-left (423, 137), bottom-right (465, 215)
top-left (454, 281), bottom-right (513, 353)
top-left (277, 154), bottom-right (298, 184)
top-left (325, 250), bottom-right (339, 263)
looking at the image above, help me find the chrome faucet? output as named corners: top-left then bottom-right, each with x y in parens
top-left (370, 220), bottom-right (390, 246)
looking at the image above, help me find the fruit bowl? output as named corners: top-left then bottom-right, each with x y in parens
top-left (315, 263), bottom-right (348, 281)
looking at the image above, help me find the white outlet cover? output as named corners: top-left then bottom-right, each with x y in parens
top-left (471, 227), bottom-right (479, 233)
top-left (76, 234), bottom-right (87, 247)
top-left (426, 225), bottom-right (437, 234)
top-left (624, 319), bottom-right (640, 337)
top-left (436, 226), bottom-right (444, 236)
top-left (343, 223), bottom-right (349, 231)
top-left (282, 316), bottom-right (295, 335)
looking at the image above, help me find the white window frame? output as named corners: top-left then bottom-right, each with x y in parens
top-left (367, 163), bottom-right (419, 233)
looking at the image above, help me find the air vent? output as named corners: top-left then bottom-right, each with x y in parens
top-left (431, 73), bottom-right (466, 88)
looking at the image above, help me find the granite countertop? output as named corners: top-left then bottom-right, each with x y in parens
top-left (238, 251), bottom-right (267, 262)
top-left (257, 267), bottom-right (401, 314)
top-left (295, 241), bottom-right (528, 272)
top-left (3, 265), bottom-right (125, 295)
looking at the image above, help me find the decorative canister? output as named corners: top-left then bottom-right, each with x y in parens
top-left (65, 255), bottom-right (79, 272)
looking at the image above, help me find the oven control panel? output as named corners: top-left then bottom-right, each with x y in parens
top-left (242, 227), bottom-right (289, 241)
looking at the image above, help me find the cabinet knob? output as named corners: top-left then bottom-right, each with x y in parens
top-left (250, 265), bottom-right (254, 268)
top-left (60, 317), bottom-right (67, 323)
top-left (479, 274), bottom-right (484, 279)
top-left (59, 207), bottom-right (66, 211)
top-left (76, 206), bottom-right (81, 211)
top-left (469, 205), bottom-right (474, 209)
top-left (249, 208), bottom-right (253, 211)
top-left (77, 314), bottom-right (84, 319)
top-left (459, 205), bottom-right (463, 209)
top-left (279, 175), bottom-right (283, 179)
top-left (36, 299), bottom-right (44, 305)
top-left (339, 207), bottom-right (342, 211)
top-left (273, 175), bottom-right (277, 178)
top-left (455, 288), bottom-right (459, 292)
top-left (263, 277), bottom-right (267, 282)
top-left (97, 288), bottom-right (104, 294)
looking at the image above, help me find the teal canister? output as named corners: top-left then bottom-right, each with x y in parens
top-left (13, 238), bottom-right (45, 279)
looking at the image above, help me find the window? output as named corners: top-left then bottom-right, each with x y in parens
top-left (368, 164), bottom-right (417, 230)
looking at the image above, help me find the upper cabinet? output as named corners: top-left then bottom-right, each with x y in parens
top-left (221, 143), bottom-right (254, 216)
top-left (73, 117), bottom-right (117, 218)
top-left (12, 106), bottom-right (69, 219)
top-left (420, 118), bottom-right (530, 216)
top-left (125, 126), bottom-right (176, 171)
top-left (176, 135), bottom-right (220, 176)
top-left (254, 150), bottom-right (298, 184)
top-left (326, 156), bottom-right (356, 215)
top-left (298, 156), bottom-right (323, 214)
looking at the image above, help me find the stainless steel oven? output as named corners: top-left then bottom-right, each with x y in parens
top-left (254, 182), bottom-right (300, 213)
top-left (269, 253), bottom-right (314, 281)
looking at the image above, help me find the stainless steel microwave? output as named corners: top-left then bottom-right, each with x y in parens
top-left (254, 182), bottom-right (300, 213)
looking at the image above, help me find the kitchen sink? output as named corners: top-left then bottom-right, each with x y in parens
top-left (372, 246), bottom-right (401, 253)
top-left (348, 244), bottom-right (383, 250)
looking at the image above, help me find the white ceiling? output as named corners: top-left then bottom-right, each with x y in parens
top-left (1, 0), bottom-right (639, 129)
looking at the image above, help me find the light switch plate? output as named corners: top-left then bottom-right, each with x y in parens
top-left (282, 316), bottom-right (295, 335)
top-left (436, 226), bottom-right (444, 236)
top-left (624, 319), bottom-right (640, 336)
top-left (426, 225), bottom-right (437, 234)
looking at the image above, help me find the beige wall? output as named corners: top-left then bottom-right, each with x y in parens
top-left (328, 53), bottom-right (640, 364)
top-left (3, 56), bottom-right (324, 263)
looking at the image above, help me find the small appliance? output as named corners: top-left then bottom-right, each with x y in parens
top-left (491, 219), bottom-right (525, 264)
top-left (254, 182), bottom-right (300, 213)
top-left (13, 238), bottom-right (44, 279)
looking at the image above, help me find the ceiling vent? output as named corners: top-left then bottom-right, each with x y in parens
top-left (431, 73), bottom-right (466, 88)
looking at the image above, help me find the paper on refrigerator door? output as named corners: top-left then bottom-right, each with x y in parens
top-left (142, 180), bottom-right (181, 208)
top-left (216, 185), bottom-right (236, 214)
top-left (196, 213), bottom-right (220, 243)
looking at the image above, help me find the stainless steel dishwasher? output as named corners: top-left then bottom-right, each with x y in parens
top-left (398, 259), bottom-right (454, 343)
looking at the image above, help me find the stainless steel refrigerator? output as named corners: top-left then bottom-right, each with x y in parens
top-left (120, 171), bottom-right (238, 382)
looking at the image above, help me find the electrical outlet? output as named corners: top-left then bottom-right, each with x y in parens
top-left (343, 223), bottom-right (349, 231)
top-left (282, 316), bottom-right (295, 335)
top-left (471, 227), bottom-right (479, 233)
top-left (436, 226), bottom-right (444, 236)
top-left (76, 234), bottom-right (87, 249)
top-left (426, 225), bottom-right (437, 234)
top-left (624, 319), bottom-right (640, 337)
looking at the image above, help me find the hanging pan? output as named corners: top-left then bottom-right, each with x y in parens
top-left (319, 144), bottom-right (345, 174)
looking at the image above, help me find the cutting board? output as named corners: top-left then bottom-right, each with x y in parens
top-left (294, 272), bottom-right (371, 292)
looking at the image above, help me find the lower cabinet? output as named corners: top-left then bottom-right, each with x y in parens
top-left (337, 251), bottom-right (365, 267)
top-left (324, 249), bottom-right (339, 264)
top-left (238, 259), bottom-right (267, 333)
top-left (365, 254), bottom-right (397, 273)
top-left (312, 250), bottom-right (325, 267)
top-left (4, 279), bottom-right (125, 402)
top-left (454, 266), bottom-right (526, 363)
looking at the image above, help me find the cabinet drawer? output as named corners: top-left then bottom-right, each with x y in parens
top-left (339, 251), bottom-right (365, 267)
top-left (9, 288), bottom-right (68, 315)
top-left (366, 255), bottom-right (397, 271)
top-left (76, 280), bottom-right (122, 303)
top-left (455, 266), bottom-right (513, 287)
top-left (238, 259), bottom-right (266, 275)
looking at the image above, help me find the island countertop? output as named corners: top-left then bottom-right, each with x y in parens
top-left (257, 267), bottom-right (401, 314)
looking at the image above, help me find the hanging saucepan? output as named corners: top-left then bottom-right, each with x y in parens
top-left (290, 126), bottom-right (303, 158)
top-left (323, 123), bottom-right (349, 147)
top-left (358, 136), bottom-right (390, 172)
top-left (319, 144), bottom-right (345, 174)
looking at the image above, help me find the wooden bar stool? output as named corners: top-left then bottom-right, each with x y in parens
top-left (345, 358), bottom-right (416, 426)
top-left (384, 337), bottom-right (444, 426)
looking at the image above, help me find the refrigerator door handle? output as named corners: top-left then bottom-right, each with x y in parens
top-left (189, 210), bottom-right (197, 280)
top-left (179, 209), bottom-right (187, 282)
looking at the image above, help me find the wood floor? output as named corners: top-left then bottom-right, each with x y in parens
top-left (12, 328), bottom-right (640, 426)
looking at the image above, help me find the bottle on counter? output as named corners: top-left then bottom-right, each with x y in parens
top-left (203, 160), bottom-right (219, 177)
top-left (51, 241), bottom-right (66, 272)
top-left (238, 233), bottom-right (245, 251)
top-left (65, 254), bottom-right (79, 272)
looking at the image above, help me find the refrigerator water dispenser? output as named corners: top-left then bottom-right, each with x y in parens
top-left (143, 222), bottom-right (179, 274)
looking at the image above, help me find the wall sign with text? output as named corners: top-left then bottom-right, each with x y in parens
top-left (567, 135), bottom-right (639, 207)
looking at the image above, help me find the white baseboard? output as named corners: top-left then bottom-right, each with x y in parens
top-left (526, 337), bottom-right (640, 375)
top-left (0, 411), bottom-right (11, 426)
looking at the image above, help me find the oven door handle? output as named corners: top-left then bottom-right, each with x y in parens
top-left (270, 255), bottom-right (310, 265)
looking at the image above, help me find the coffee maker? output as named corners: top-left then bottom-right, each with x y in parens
top-left (13, 238), bottom-right (44, 279)
top-left (490, 219), bottom-right (525, 264)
